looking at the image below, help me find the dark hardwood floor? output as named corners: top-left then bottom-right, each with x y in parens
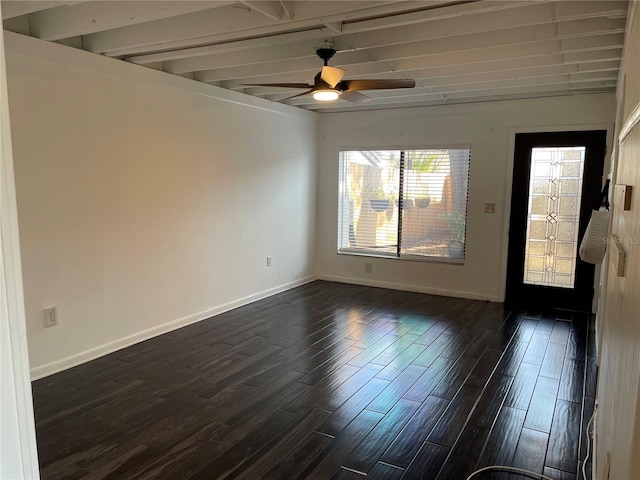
top-left (32, 281), bottom-right (596, 480)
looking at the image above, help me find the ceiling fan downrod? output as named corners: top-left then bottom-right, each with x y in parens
top-left (316, 47), bottom-right (336, 66)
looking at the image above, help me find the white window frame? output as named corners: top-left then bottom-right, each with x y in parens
top-left (337, 146), bottom-right (471, 265)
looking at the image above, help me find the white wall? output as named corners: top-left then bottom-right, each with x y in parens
top-left (5, 32), bottom-right (318, 379)
top-left (316, 95), bottom-right (616, 301)
top-left (596, 2), bottom-right (640, 478)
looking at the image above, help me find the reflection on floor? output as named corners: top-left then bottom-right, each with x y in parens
top-left (32, 281), bottom-right (596, 479)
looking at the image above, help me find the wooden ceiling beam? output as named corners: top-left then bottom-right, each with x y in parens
top-left (28, 1), bottom-right (234, 41)
top-left (250, 59), bottom-right (619, 99)
top-left (167, 40), bottom-right (321, 74)
top-left (228, 42), bottom-right (623, 94)
top-left (84, 1), bottom-right (426, 55)
top-left (2, 0), bottom-right (627, 112)
top-left (126, 1), bottom-right (525, 64)
top-left (279, 1), bottom-right (292, 20)
top-left (307, 87), bottom-right (615, 112)
top-left (199, 23), bottom-right (624, 85)
top-left (126, 28), bottom-right (332, 65)
top-left (164, 3), bottom-right (559, 74)
top-left (293, 79), bottom-right (617, 110)
top-left (241, 54), bottom-right (588, 94)
top-left (278, 69), bottom-right (618, 106)
top-left (1, 1), bottom-right (86, 20)
top-left (237, 1), bottom-right (285, 22)
top-left (123, 1), bottom-right (625, 66)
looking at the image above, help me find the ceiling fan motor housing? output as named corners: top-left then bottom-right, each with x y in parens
top-left (316, 47), bottom-right (337, 65)
top-left (314, 72), bottom-right (337, 90)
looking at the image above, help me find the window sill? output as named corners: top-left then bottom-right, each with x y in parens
top-left (337, 249), bottom-right (465, 265)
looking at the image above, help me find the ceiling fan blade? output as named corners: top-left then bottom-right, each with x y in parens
top-left (340, 91), bottom-right (372, 104)
top-left (320, 66), bottom-right (346, 88)
top-left (342, 79), bottom-right (416, 91)
top-left (242, 83), bottom-right (313, 89)
top-left (279, 90), bottom-right (315, 102)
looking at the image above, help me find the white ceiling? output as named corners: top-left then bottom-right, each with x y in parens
top-left (2, 0), bottom-right (629, 113)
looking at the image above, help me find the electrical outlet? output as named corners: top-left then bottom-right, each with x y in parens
top-left (44, 306), bottom-right (58, 328)
top-left (365, 262), bottom-right (373, 274)
top-left (484, 203), bottom-right (496, 214)
top-left (266, 256), bottom-right (272, 267)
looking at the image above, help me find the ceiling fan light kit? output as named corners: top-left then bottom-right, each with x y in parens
top-left (243, 47), bottom-right (416, 105)
top-left (313, 90), bottom-right (340, 101)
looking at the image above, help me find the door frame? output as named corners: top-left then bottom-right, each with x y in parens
top-left (506, 130), bottom-right (606, 311)
top-left (499, 125), bottom-right (613, 310)
top-left (0, 11), bottom-right (41, 478)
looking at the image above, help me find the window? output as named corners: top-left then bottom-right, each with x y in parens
top-left (338, 148), bottom-right (470, 262)
top-left (523, 146), bottom-right (585, 288)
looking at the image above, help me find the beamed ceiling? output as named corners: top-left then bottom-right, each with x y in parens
top-left (1, 0), bottom-right (629, 113)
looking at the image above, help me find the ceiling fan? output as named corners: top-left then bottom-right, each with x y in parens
top-left (244, 47), bottom-right (416, 104)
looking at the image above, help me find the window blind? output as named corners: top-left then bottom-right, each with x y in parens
top-left (338, 148), bottom-right (470, 261)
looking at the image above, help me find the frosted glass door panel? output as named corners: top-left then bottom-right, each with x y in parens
top-left (523, 147), bottom-right (585, 288)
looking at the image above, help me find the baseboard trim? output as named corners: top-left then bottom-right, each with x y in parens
top-left (30, 275), bottom-right (316, 381)
top-left (317, 275), bottom-right (501, 302)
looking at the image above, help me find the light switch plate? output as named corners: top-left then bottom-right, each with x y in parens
top-left (484, 203), bottom-right (496, 214)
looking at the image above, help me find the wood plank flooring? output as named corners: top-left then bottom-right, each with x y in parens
top-left (31, 281), bottom-right (596, 480)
